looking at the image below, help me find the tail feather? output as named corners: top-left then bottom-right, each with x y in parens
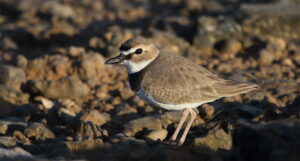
top-left (213, 80), bottom-right (259, 97)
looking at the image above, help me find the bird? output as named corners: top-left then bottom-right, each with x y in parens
top-left (105, 37), bottom-right (259, 145)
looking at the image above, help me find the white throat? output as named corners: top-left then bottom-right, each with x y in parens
top-left (123, 58), bottom-right (155, 74)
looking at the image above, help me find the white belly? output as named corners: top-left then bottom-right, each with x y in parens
top-left (136, 88), bottom-right (205, 110)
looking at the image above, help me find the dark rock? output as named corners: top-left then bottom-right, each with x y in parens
top-left (0, 64), bottom-right (26, 90)
top-left (13, 104), bottom-right (38, 121)
top-left (232, 119), bottom-right (300, 161)
top-left (24, 123), bottom-right (55, 141)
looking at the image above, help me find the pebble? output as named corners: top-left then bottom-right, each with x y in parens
top-left (194, 129), bottom-right (232, 151)
top-left (145, 129), bottom-right (168, 141)
top-left (24, 122), bottom-right (55, 140)
top-left (0, 136), bottom-right (16, 147)
top-left (0, 64), bottom-right (26, 90)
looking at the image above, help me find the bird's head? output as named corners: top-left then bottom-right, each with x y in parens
top-left (105, 37), bottom-right (159, 73)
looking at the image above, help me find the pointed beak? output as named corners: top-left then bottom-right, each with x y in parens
top-left (105, 54), bottom-right (126, 64)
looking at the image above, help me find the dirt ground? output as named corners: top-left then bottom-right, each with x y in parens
top-left (0, 0), bottom-right (299, 161)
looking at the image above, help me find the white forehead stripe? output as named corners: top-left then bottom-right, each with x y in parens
top-left (121, 48), bottom-right (138, 55)
top-left (123, 58), bottom-right (155, 74)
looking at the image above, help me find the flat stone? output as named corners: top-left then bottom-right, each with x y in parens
top-left (0, 136), bottom-right (16, 147)
top-left (145, 129), bottom-right (168, 141)
top-left (194, 129), bottom-right (232, 151)
top-left (24, 123), bottom-right (55, 140)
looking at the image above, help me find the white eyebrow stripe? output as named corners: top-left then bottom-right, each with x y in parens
top-left (121, 48), bottom-right (138, 55)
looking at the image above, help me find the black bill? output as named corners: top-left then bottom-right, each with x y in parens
top-left (105, 54), bottom-right (126, 64)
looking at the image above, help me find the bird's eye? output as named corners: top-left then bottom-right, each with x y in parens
top-left (135, 48), bottom-right (143, 54)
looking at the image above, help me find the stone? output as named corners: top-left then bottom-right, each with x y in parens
top-left (40, 97), bottom-right (54, 109)
top-left (39, 1), bottom-right (76, 19)
top-left (13, 104), bottom-right (38, 121)
top-left (24, 123), bottom-right (55, 140)
top-left (68, 46), bottom-right (85, 57)
top-left (194, 129), bottom-right (232, 151)
top-left (0, 122), bottom-right (8, 135)
top-left (216, 39), bottom-right (242, 61)
top-left (0, 136), bottom-right (16, 147)
top-left (145, 129), bottom-right (168, 141)
top-left (13, 131), bottom-right (31, 145)
top-left (232, 119), bottom-right (300, 161)
top-left (0, 147), bottom-right (32, 159)
top-left (0, 120), bottom-right (27, 134)
top-left (15, 54), bottom-right (28, 69)
top-left (25, 76), bottom-right (90, 100)
top-left (78, 110), bottom-right (110, 127)
top-left (77, 52), bottom-right (105, 87)
top-left (199, 104), bottom-right (215, 119)
top-left (124, 116), bottom-right (163, 136)
top-left (258, 49), bottom-right (274, 66)
top-left (0, 64), bottom-right (26, 90)
top-left (0, 85), bottom-right (30, 117)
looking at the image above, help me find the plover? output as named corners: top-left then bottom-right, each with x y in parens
top-left (105, 37), bottom-right (258, 145)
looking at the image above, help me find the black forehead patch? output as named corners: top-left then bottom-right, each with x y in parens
top-left (119, 37), bottom-right (151, 51)
top-left (119, 44), bottom-right (131, 51)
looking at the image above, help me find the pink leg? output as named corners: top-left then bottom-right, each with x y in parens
top-left (178, 108), bottom-right (196, 145)
top-left (170, 109), bottom-right (189, 141)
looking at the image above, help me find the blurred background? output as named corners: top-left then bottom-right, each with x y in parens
top-left (0, 0), bottom-right (299, 161)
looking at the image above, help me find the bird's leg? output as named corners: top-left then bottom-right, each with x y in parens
top-left (178, 108), bottom-right (196, 145)
top-left (170, 108), bottom-right (189, 141)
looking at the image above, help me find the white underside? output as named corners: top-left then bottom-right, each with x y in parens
top-left (123, 58), bottom-right (156, 74)
top-left (136, 88), bottom-right (209, 110)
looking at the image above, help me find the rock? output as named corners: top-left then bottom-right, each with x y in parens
top-left (0, 122), bottom-right (8, 135)
top-left (145, 129), bottom-right (168, 141)
top-left (39, 1), bottom-right (76, 19)
top-left (124, 116), bottom-right (163, 136)
top-left (0, 120), bottom-right (27, 134)
top-left (46, 99), bottom-right (82, 127)
top-left (14, 54), bottom-right (28, 69)
top-left (40, 97), bottom-right (54, 109)
top-left (194, 129), bottom-right (232, 151)
top-left (0, 86), bottom-right (24, 107)
top-left (0, 64), bottom-right (26, 90)
top-left (232, 119), bottom-right (300, 161)
top-left (24, 123), bottom-right (55, 140)
top-left (77, 52), bottom-right (105, 87)
top-left (0, 147), bottom-right (32, 159)
top-left (215, 39), bottom-right (242, 61)
top-left (13, 104), bottom-right (38, 121)
top-left (199, 104), bottom-right (215, 119)
top-left (78, 110), bottom-right (110, 127)
top-left (13, 131), bottom-right (31, 145)
top-left (233, 105), bottom-right (263, 117)
top-left (68, 46), bottom-right (85, 57)
top-left (0, 136), bottom-right (16, 147)
top-left (258, 49), bottom-right (274, 66)
top-left (25, 76), bottom-right (90, 100)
